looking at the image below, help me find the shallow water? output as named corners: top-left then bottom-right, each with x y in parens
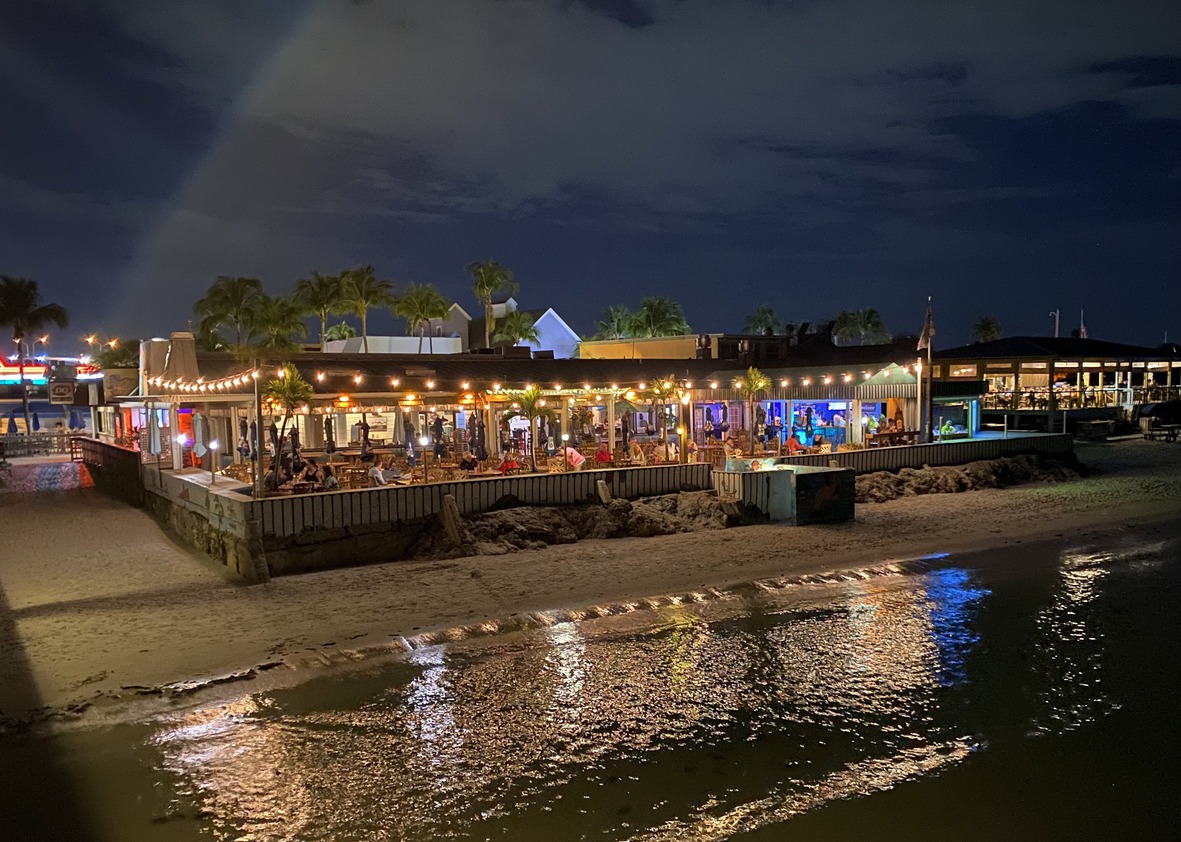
top-left (4, 529), bottom-right (1180, 841)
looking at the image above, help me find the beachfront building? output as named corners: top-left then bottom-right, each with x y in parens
top-left (106, 331), bottom-right (945, 485)
top-left (932, 337), bottom-right (1181, 433)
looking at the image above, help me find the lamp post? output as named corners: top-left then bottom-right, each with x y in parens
top-left (561, 433), bottom-right (569, 471)
top-left (419, 435), bottom-right (430, 483)
top-left (208, 439), bottom-right (219, 485)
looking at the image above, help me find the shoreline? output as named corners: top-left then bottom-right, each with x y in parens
top-left (2, 439), bottom-right (1180, 728)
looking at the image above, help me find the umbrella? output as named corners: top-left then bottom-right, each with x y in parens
top-left (6, 413), bottom-right (16, 434)
top-left (249, 420), bottom-right (258, 459)
top-left (290, 426), bottom-right (301, 453)
top-left (474, 417), bottom-right (488, 461)
top-left (324, 416), bottom-right (336, 454)
top-left (268, 421), bottom-right (279, 457)
top-left (148, 408), bottom-right (162, 455)
top-left (68, 409), bottom-right (80, 430)
top-left (193, 413), bottom-right (207, 457)
top-left (391, 411), bottom-right (406, 446)
top-left (238, 418), bottom-right (249, 458)
top-left (32, 412), bottom-right (40, 432)
top-left (360, 416), bottom-right (371, 453)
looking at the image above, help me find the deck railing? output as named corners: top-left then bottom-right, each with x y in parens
top-left (77, 437), bottom-right (144, 506)
top-left (770, 433), bottom-right (1073, 474)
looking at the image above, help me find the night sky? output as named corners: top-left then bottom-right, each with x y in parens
top-left (2, 0), bottom-right (1178, 347)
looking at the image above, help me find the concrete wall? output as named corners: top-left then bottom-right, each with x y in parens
top-left (713, 465), bottom-right (855, 525)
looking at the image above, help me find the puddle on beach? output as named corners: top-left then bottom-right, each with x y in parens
top-left (3, 531), bottom-right (1179, 841)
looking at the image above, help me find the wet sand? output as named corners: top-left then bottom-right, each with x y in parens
top-left (2, 439), bottom-right (1179, 724)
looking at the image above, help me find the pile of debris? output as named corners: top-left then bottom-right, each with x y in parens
top-left (414, 491), bottom-right (738, 558)
top-left (856, 453), bottom-right (1084, 503)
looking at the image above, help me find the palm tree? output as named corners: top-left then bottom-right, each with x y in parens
top-left (0, 276), bottom-right (69, 433)
top-left (394, 282), bottom-right (451, 353)
top-left (743, 305), bottom-right (782, 336)
top-left (325, 321), bottom-right (357, 341)
top-left (194, 276), bottom-right (263, 345)
top-left (262, 363), bottom-right (314, 491)
top-left (593, 304), bottom-right (633, 340)
top-left (641, 376), bottom-right (684, 461)
top-left (630, 296), bottom-right (691, 337)
top-left (833, 308), bottom-right (891, 345)
top-left (733, 366), bottom-right (771, 454)
top-left (467, 260), bottom-right (519, 348)
top-left (249, 294), bottom-right (307, 352)
top-left (294, 270), bottom-right (348, 351)
top-left (502, 384), bottom-right (553, 473)
top-left (342, 266), bottom-right (395, 353)
top-left (493, 310), bottom-right (541, 346)
top-left (970, 316), bottom-right (1002, 343)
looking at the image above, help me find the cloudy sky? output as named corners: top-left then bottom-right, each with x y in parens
top-left (2, 0), bottom-right (1178, 347)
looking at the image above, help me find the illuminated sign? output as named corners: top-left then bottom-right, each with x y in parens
top-left (0, 362), bottom-right (48, 385)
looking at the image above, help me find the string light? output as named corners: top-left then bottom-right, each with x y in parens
top-left (147, 367), bottom-right (260, 393)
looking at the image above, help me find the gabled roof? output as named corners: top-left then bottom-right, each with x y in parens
top-left (531, 308), bottom-right (580, 341)
top-left (468, 308), bottom-right (548, 349)
top-left (933, 336), bottom-right (1177, 361)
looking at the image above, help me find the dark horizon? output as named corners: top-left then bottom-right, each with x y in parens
top-left (2, 0), bottom-right (1178, 347)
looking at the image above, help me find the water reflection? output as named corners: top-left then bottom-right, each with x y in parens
top-left (1030, 550), bottom-right (1118, 735)
top-left (146, 546), bottom-right (1137, 841)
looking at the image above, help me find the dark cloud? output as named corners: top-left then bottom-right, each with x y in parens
top-left (0, 0), bottom-right (1177, 344)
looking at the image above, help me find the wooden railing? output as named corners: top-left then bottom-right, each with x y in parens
top-left (0, 431), bottom-right (75, 458)
top-left (77, 437), bottom-right (144, 506)
top-left (253, 462), bottom-right (713, 538)
top-left (768, 433), bottom-right (1073, 475)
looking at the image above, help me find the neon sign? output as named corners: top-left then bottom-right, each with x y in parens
top-left (0, 362), bottom-right (48, 385)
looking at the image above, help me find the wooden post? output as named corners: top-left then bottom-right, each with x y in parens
top-left (607, 394), bottom-right (616, 455)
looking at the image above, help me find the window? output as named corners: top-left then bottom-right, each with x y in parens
top-left (949, 365), bottom-right (977, 378)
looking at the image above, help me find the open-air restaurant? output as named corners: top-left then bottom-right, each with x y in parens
top-left (95, 336), bottom-right (950, 496)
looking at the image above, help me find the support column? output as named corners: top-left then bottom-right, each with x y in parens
top-left (607, 395), bottom-right (616, 455)
top-left (1047, 359), bottom-right (1057, 414)
top-left (850, 399), bottom-right (863, 444)
top-left (170, 403), bottom-right (183, 471)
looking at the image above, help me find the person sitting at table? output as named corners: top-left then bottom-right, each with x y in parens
top-left (785, 434), bottom-right (806, 454)
top-left (685, 439), bottom-right (699, 462)
top-left (458, 450), bottom-right (479, 471)
top-left (939, 419), bottom-right (956, 437)
top-left (277, 455), bottom-right (295, 485)
top-left (563, 446), bottom-right (587, 470)
top-left (321, 463), bottom-right (338, 490)
top-left (368, 458), bottom-right (389, 486)
top-left (594, 442), bottom-right (613, 464)
top-left (300, 458), bottom-right (323, 484)
top-left (498, 450), bottom-right (521, 475)
top-left (628, 439), bottom-right (647, 465)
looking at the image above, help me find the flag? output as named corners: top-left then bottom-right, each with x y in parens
top-left (917, 297), bottom-right (935, 351)
top-left (1079, 310), bottom-right (1088, 339)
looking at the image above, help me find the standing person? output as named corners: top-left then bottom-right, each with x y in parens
top-left (563, 445), bottom-right (586, 471)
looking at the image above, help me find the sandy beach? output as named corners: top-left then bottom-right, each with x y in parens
top-left (2, 438), bottom-right (1179, 725)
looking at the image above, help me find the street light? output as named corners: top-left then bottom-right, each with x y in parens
top-left (419, 435), bottom-right (430, 483)
top-left (208, 439), bottom-right (220, 485)
top-left (561, 433), bottom-right (570, 471)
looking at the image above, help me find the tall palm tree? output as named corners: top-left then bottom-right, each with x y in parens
top-left (970, 316), bottom-right (1002, 343)
top-left (342, 266), bottom-right (395, 353)
top-left (394, 282), bottom-right (451, 353)
top-left (733, 366), bottom-right (771, 453)
top-left (467, 259), bottom-right (519, 348)
top-left (249, 294), bottom-right (307, 352)
top-left (262, 363), bottom-right (314, 492)
top-left (593, 304), bottom-right (633, 340)
top-left (630, 296), bottom-right (691, 337)
top-left (502, 384), bottom-right (553, 473)
top-left (493, 310), bottom-right (541, 346)
top-left (194, 276), bottom-right (263, 345)
top-left (0, 276), bottom-right (69, 434)
top-left (743, 305), bottom-right (782, 336)
top-left (833, 308), bottom-right (891, 345)
top-left (293, 270), bottom-right (348, 351)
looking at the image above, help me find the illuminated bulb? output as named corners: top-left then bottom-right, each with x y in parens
top-left (354, 375), bottom-right (362, 384)
top-left (391, 377), bottom-right (400, 386)
top-left (583, 383), bottom-right (591, 391)
top-left (710, 382), bottom-right (718, 389)
top-left (554, 384), bottom-right (561, 391)
top-left (639, 382), bottom-right (646, 389)
top-left (426, 380), bottom-right (434, 388)
top-left (803, 378), bottom-right (811, 386)
top-left (316, 372), bottom-right (325, 381)
top-left (461, 381), bottom-right (469, 390)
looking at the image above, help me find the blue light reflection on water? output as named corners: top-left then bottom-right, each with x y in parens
top-left (922, 568), bottom-right (990, 687)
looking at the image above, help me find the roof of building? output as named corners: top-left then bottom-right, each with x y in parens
top-left (933, 337), bottom-right (1178, 361)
